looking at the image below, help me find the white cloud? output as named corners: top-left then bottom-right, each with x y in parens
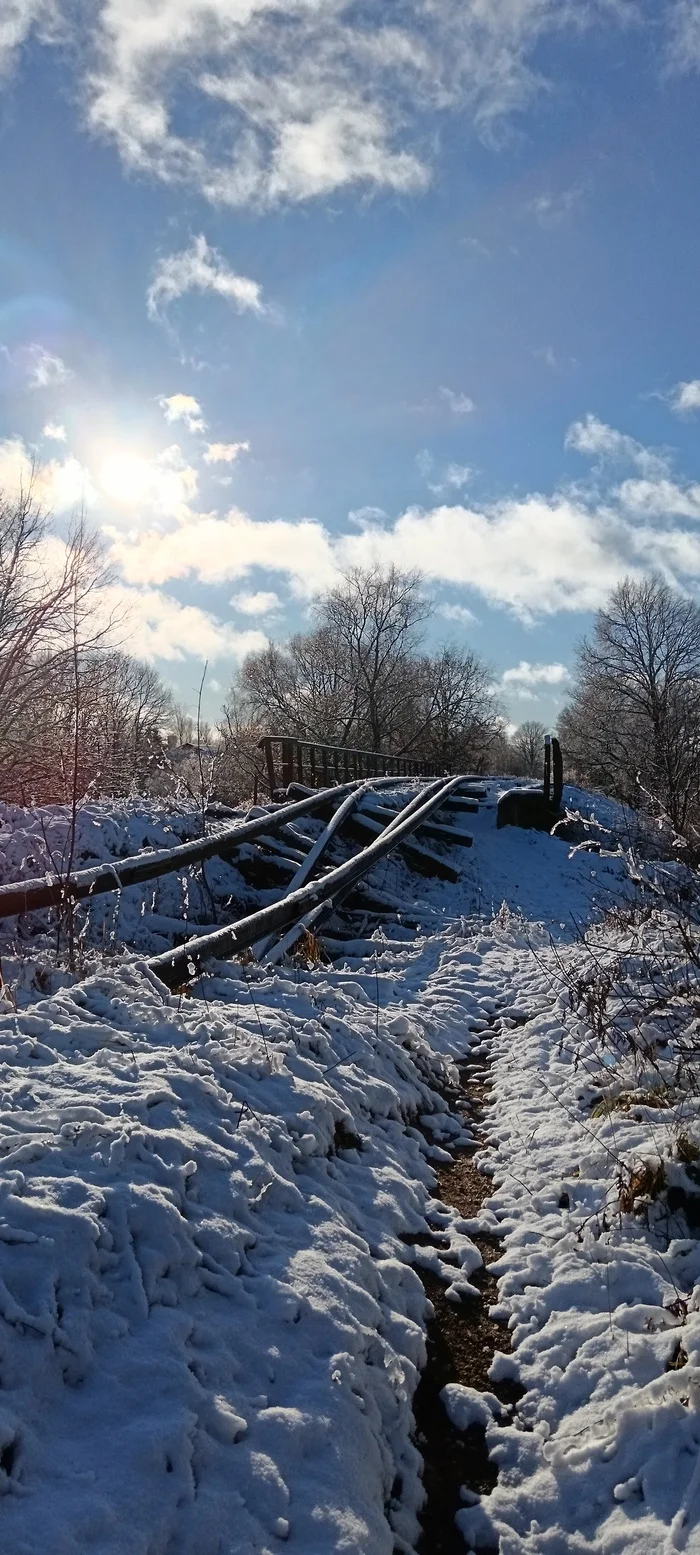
top-left (565, 413), bottom-right (669, 478)
top-left (231, 589), bottom-right (282, 616)
top-left (203, 441), bottom-right (250, 465)
top-left (440, 386), bottom-right (476, 416)
top-left (528, 184), bottom-right (583, 224)
top-left (100, 489), bottom-right (623, 622)
top-left (100, 405), bottom-right (700, 622)
top-left (147, 236), bottom-right (267, 322)
top-left (2, 1), bottom-right (634, 209)
top-left (97, 443), bottom-right (198, 525)
top-left (616, 476), bottom-right (700, 521)
top-left (338, 497), bottom-right (626, 619)
top-left (101, 585), bottom-right (267, 663)
top-left (669, 380), bottom-right (700, 415)
top-left (0, 0), bottom-right (60, 75)
top-left (0, 436), bottom-right (94, 511)
top-left (158, 393), bottom-right (206, 433)
top-left (416, 449), bottom-right (433, 478)
top-left (348, 505), bottom-right (388, 529)
top-left (15, 398), bottom-right (700, 651)
top-left (21, 344), bottom-right (72, 390)
top-left (106, 510), bottom-right (338, 598)
top-left (42, 421), bottom-right (67, 441)
top-left (430, 464), bottom-right (472, 495)
top-left (666, 1), bottom-right (700, 72)
top-left (262, 102), bottom-right (425, 203)
top-left (502, 661), bottom-right (570, 687)
top-left (438, 602), bottom-right (478, 626)
top-left (446, 464), bottom-right (472, 488)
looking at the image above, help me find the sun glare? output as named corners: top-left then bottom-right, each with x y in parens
top-left (99, 450), bottom-right (155, 506)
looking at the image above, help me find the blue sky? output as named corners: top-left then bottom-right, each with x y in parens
top-left (3, 1), bottom-right (700, 728)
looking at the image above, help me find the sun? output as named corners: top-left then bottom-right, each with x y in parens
top-left (99, 450), bottom-right (155, 507)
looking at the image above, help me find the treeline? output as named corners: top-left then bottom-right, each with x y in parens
top-left (219, 566), bottom-right (561, 794)
top-left (221, 565), bottom-right (503, 785)
top-left (0, 485), bottom-right (551, 810)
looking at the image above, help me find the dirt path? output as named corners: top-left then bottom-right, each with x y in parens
top-left (410, 1047), bottom-right (522, 1555)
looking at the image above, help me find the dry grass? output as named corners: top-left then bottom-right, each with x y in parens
top-left (619, 1159), bottom-right (667, 1214)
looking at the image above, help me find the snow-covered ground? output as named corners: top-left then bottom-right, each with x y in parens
top-left (0, 782), bottom-right (698, 1552)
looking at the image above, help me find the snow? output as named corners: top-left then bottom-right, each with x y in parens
top-left (0, 778), bottom-right (698, 1549)
top-left (442, 1384), bottom-right (501, 1431)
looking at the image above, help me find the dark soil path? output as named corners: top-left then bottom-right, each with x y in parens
top-left (409, 1047), bottom-right (521, 1555)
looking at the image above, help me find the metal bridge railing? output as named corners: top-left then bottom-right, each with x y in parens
top-left (258, 735), bottom-right (436, 796)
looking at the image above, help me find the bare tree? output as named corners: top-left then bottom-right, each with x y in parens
top-left (217, 691), bottom-right (267, 805)
top-left (229, 565), bottom-right (501, 778)
top-left (16, 649), bottom-right (173, 805)
top-left (409, 646), bottom-right (501, 771)
top-left (171, 704), bottom-right (197, 745)
top-left (239, 627), bottom-right (354, 743)
top-left (0, 481), bottom-right (180, 805)
top-left (320, 565), bottom-right (431, 750)
top-left (236, 566), bottom-right (432, 752)
top-left (0, 485), bottom-right (109, 796)
top-left (560, 576), bottom-right (700, 832)
top-left (510, 720), bottom-right (548, 777)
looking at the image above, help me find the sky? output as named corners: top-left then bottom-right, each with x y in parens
top-left (3, 1), bottom-right (700, 729)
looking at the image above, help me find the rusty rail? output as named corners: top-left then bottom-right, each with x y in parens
top-left (258, 735), bottom-right (436, 796)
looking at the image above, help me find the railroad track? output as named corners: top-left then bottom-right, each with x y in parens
top-left (2, 773), bottom-right (483, 990)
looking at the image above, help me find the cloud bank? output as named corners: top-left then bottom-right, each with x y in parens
top-left (97, 410), bottom-right (700, 622)
top-left (2, 0), bottom-right (653, 209)
top-left (11, 402), bottom-right (700, 669)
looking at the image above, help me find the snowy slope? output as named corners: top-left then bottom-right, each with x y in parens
top-left (0, 928), bottom-right (492, 1554)
top-left (0, 781), bottom-right (696, 1552)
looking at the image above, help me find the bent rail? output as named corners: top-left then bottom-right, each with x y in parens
top-left (258, 735), bottom-right (435, 795)
top-left (0, 780), bottom-right (389, 921)
top-left (147, 774), bottom-right (469, 989)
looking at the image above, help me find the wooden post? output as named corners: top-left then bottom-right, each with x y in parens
top-left (260, 737), bottom-right (277, 797)
top-left (282, 740), bottom-right (294, 788)
top-left (551, 736), bottom-right (563, 810)
top-left (544, 734), bottom-right (551, 806)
